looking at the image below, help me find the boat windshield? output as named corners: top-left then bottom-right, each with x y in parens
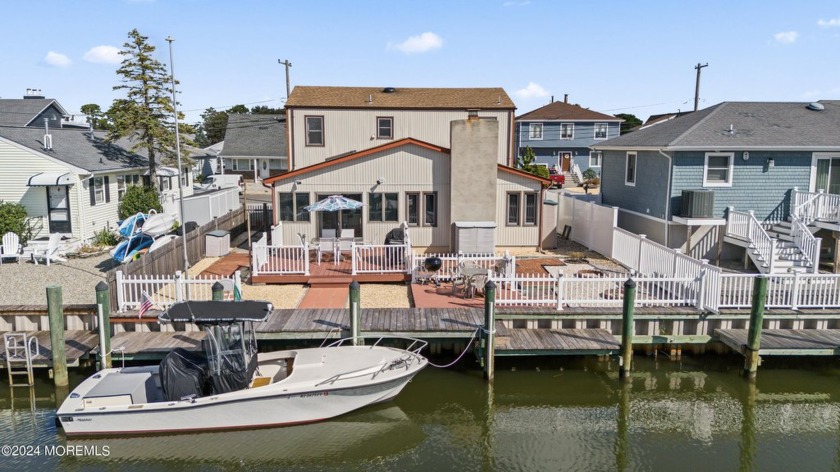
top-left (203, 321), bottom-right (259, 394)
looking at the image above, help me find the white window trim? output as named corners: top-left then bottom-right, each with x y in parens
top-left (625, 152), bottom-right (637, 187)
top-left (528, 123), bottom-right (544, 140)
top-left (594, 123), bottom-right (608, 140)
top-left (93, 177), bottom-right (105, 204)
top-left (589, 151), bottom-right (602, 167)
top-left (560, 123), bottom-right (574, 140)
top-left (702, 152), bottom-right (734, 188)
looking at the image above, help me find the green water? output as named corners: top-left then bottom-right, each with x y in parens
top-left (3, 354), bottom-right (840, 471)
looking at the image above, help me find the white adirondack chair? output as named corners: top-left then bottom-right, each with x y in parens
top-left (28, 233), bottom-right (66, 266)
top-left (0, 232), bottom-right (22, 264)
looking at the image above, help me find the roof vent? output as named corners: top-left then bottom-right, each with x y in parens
top-left (807, 102), bottom-right (825, 111)
top-left (383, 87), bottom-right (396, 93)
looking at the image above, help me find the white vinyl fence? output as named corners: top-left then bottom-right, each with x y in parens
top-left (557, 194), bottom-right (617, 257)
top-left (410, 252), bottom-right (515, 282)
top-left (115, 270), bottom-right (241, 312)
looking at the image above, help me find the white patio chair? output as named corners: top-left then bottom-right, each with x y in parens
top-left (340, 229), bottom-right (355, 239)
top-left (0, 232), bottom-right (22, 265)
top-left (336, 238), bottom-right (354, 264)
top-left (321, 229), bottom-right (336, 239)
top-left (316, 238), bottom-right (335, 265)
top-left (28, 233), bottom-right (66, 266)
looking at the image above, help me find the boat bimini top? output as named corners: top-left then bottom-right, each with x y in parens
top-left (158, 300), bottom-right (273, 325)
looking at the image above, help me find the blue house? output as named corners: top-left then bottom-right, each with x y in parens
top-left (514, 97), bottom-right (622, 182)
top-left (593, 100), bottom-right (840, 273)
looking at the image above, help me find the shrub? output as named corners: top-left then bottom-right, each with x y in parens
top-left (582, 168), bottom-right (598, 181)
top-left (118, 186), bottom-right (162, 219)
top-left (0, 200), bottom-right (31, 244)
top-left (93, 228), bottom-right (120, 246)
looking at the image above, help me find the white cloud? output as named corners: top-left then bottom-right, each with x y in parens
top-left (503, 1), bottom-right (531, 6)
top-left (84, 45), bottom-right (122, 64)
top-left (773, 31), bottom-right (798, 44)
top-left (387, 32), bottom-right (443, 54)
top-left (817, 18), bottom-right (840, 28)
top-left (514, 82), bottom-right (549, 100)
top-left (44, 51), bottom-right (71, 67)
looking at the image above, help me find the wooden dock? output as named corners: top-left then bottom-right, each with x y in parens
top-left (108, 332), bottom-right (206, 361)
top-left (495, 324), bottom-right (620, 356)
top-left (716, 329), bottom-right (840, 356)
top-left (0, 331), bottom-right (99, 367)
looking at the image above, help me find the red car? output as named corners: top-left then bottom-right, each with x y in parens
top-left (548, 168), bottom-right (565, 188)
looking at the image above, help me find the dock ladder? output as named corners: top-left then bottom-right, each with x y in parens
top-left (4, 333), bottom-right (39, 387)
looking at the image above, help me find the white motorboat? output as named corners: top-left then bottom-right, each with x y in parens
top-left (56, 300), bottom-right (427, 436)
top-left (141, 212), bottom-right (177, 237)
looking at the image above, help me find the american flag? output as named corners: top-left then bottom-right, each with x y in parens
top-left (138, 291), bottom-right (154, 318)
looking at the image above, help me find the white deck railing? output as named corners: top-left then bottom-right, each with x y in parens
top-left (717, 273), bottom-right (840, 310)
top-left (792, 188), bottom-right (840, 224)
top-left (115, 270), bottom-right (241, 312)
top-left (353, 244), bottom-right (410, 274)
top-left (790, 217), bottom-right (821, 273)
top-left (726, 209), bottom-right (776, 273)
top-left (410, 252), bottom-right (514, 282)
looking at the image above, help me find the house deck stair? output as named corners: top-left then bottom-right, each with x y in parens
top-left (729, 219), bottom-right (819, 274)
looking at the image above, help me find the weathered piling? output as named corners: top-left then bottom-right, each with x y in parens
top-left (483, 280), bottom-right (496, 382)
top-left (46, 285), bottom-right (68, 387)
top-left (744, 276), bottom-right (768, 379)
top-left (212, 281), bottom-right (224, 301)
top-left (349, 281), bottom-right (362, 345)
top-left (619, 278), bottom-right (636, 380)
top-left (95, 281), bottom-right (112, 369)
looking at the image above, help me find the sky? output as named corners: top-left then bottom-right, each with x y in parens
top-left (2, 0), bottom-right (839, 126)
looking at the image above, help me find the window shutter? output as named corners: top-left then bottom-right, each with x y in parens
top-left (104, 176), bottom-right (111, 203)
top-left (89, 180), bottom-right (96, 206)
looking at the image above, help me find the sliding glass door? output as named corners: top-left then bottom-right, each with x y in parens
top-left (816, 157), bottom-right (840, 195)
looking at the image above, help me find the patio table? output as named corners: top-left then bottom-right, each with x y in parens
top-left (460, 266), bottom-right (488, 299)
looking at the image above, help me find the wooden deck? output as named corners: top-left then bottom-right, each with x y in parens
top-left (256, 308), bottom-right (484, 340)
top-left (495, 324), bottom-right (620, 356)
top-left (715, 329), bottom-right (840, 356)
top-left (0, 331), bottom-right (99, 367)
top-left (250, 256), bottom-right (410, 284)
top-left (108, 331), bottom-right (206, 361)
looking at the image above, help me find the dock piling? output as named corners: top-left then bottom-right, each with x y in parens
top-left (349, 281), bottom-right (362, 345)
top-left (95, 281), bottom-right (112, 369)
top-left (620, 278), bottom-right (636, 380)
top-left (211, 281), bottom-right (224, 301)
top-left (46, 285), bottom-right (68, 387)
top-left (744, 276), bottom-right (767, 379)
top-left (483, 280), bottom-right (496, 382)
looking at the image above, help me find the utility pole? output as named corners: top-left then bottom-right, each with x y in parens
top-left (278, 59), bottom-right (292, 99)
top-left (694, 62), bottom-right (708, 111)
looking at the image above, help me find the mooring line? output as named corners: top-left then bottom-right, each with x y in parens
top-left (427, 327), bottom-right (481, 368)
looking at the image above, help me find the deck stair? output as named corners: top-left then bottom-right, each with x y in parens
top-left (4, 333), bottom-right (38, 387)
top-left (725, 210), bottom-right (821, 274)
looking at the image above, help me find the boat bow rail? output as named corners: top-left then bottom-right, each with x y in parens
top-left (314, 336), bottom-right (429, 387)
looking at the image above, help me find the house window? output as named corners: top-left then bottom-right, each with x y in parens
top-left (278, 192), bottom-right (311, 222)
top-left (232, 159), bottom-right (255, 171)
top-left (625, 152), bottom-right (637, 186)
top-left (117, 174), bottom-right (141, 201)
top-left (180, 168), bottom-right (188, 188)
top-left (524, 193), bottom-right (537, 225)
top-left (376, 117), bottom-right (393, 139)
top-left (507, 193), bottom-right (520, 225)
top-left (594, 123), bottom-right (608, 140)
top-left (305, 116), bottom-right (324, 146)
top-left (93, 177), bottom-right (106, 205)
top-left (590, 151), bottom-right (602, 167)
top-left (704, 152), bottom-right (734, 187)
top-left (406, 192), bottom-right (437, 227)
top-left (369, 193), bottom-right (399, 222)
top-left (560, 123), bottom-right (574, 140)
top-left (159, 176), bottom-right (171, 192)
top-left (528, 123), bottom-right (543, 140)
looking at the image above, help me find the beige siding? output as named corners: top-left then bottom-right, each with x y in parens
top-left (0, 140), bottom-right (83, 239)
top-left (290, 109), bottom-right (512, 168)
top-left (495, 172), bottom-right (543, 247)
top-left (275, 144), bottom-right (451, 248)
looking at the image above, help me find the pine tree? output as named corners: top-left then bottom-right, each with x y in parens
top-left (106, 29), bottom-right (192, 182)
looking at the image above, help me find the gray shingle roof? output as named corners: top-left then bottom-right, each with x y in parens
top-left (219, 115), bottom-right (286, 158)
top-left (593, 101), bottom-right (840, 150)
top-left (0, 126), bottom-right (148, 173)
top-left (0, 99), bottom-right (68, 126)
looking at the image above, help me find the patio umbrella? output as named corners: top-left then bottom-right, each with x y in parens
top-left (303, 195), bottom-right (364, 231)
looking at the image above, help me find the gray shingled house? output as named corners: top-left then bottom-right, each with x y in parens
top-left (219, 114), bottom-right (287, 180)
top-left (593, 100), bottom-right (840, 273)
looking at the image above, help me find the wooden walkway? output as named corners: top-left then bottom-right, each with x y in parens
top-left (109, 331), bottom-right (206, 361)
top-left (256, 308), bottom-right (484, 340)
top-left (495, 324), bottom-right (620, 356)
top-left (0, 331), bottom-right (99, 367)
top-left (715, 329), bottom-right (840, 356)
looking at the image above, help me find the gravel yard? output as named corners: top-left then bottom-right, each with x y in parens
top-left (0, 254), bottom-right (117, 305)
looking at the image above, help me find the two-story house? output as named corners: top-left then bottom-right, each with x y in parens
top-left (265, 86), bottom-right (553, 252)
top-left (514, 96), bottom-right (622, 181)
top-left (0, 91), bottom-right (191, 243)
top-left (220, 114), bottom-right (287, 181)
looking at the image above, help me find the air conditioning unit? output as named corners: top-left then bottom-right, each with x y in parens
top-left (680, 189), bottom-right (715, 218)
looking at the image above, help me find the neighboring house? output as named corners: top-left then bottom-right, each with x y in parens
top-left (284, 86), bottom-right (517, 170)
top-left (0, 93), bottom-right (192, 242)
top-left (514, 97), bottom-right (622, 179)
top-left (264, 117), bottom-right (551, 253)
top-left (219, 114), bottom-right (287, 181)
top-left (593, 100), bottom-right (840, 271)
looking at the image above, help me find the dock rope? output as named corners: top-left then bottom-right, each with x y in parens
top-left (427, 327), bottom-right (481, 369)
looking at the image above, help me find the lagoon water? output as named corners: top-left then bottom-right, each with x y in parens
top-left (3, 354), bottom-right (840, 471)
